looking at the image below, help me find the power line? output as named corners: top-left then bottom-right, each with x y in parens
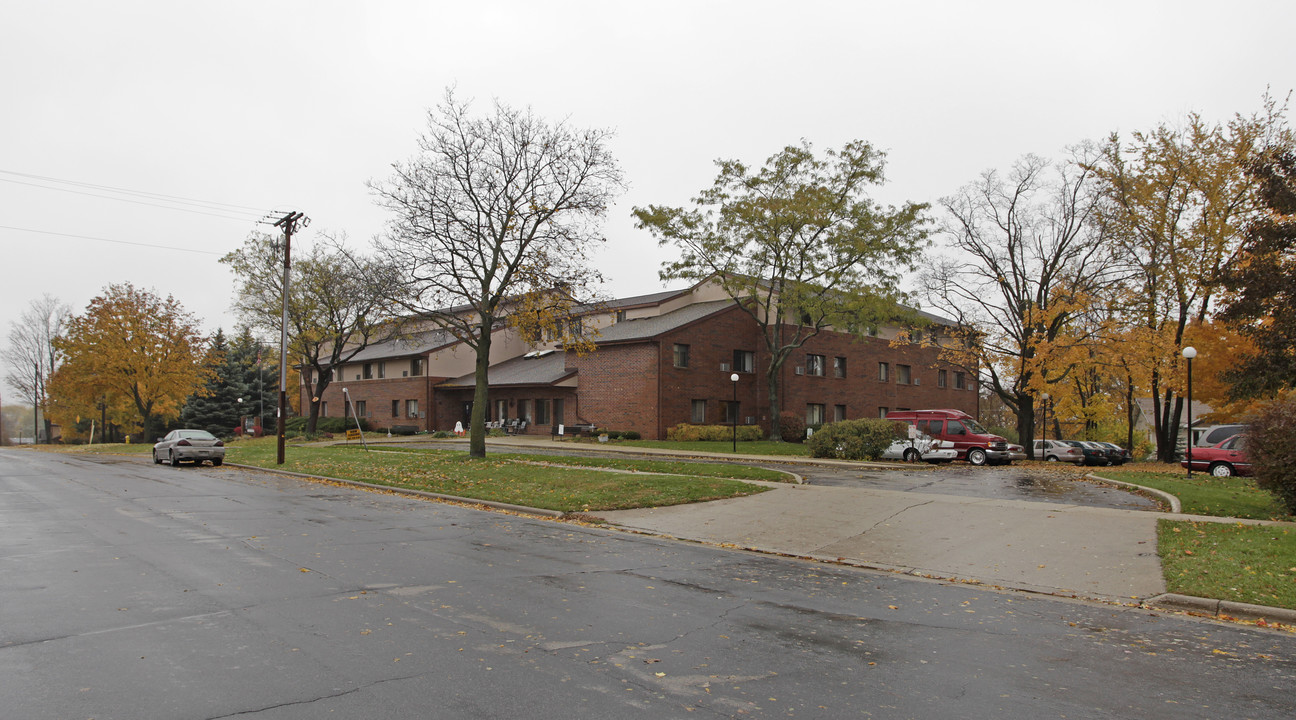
top-left (0, 168), bottom-right (267, 215)
top-left (0, 224), bottom-right (226, 256)
top-left (0, 177), bottom-right (264, 222)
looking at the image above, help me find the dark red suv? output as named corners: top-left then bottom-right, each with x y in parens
top-left (1181, 434), bottom-right (1251, 477)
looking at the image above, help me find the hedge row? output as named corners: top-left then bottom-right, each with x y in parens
top-left (806, 418), bottom-right (904, 460)
top-left (667, 423), bottom-right (764, 442)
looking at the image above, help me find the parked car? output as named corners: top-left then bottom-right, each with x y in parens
top-left (153, 429), bottom-right (226, 467)
top-left (1005, 443), bottom-right (1028, 462)
top-left (1193, 424), bottom-right (1248, 448)
top-left (1094, 441), bottom-right (1132, 465)
top-left (1181, 434), bottom-right (1251, 477)
top-left (1076, 441), bottom-right (1114, 466)
top-left (884, 409), bottom-right (1013, 466)
top-left (1033, 439), bottom-right (1085, 463)
top-left (881, 435), bottom-right (958, 463)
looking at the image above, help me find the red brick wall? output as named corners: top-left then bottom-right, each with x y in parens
top-left (308, 375), bottom-right (442, 431)
top-left (599, 306), bottom-right (978, 439)
top-left (567, 344), bottom-right (660, 438)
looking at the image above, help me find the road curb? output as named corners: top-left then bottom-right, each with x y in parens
top-left (1146, 593), bottom-right (1296, 625)
top-left (1086, 473), bottom-right (1181, 513)
top-left (224, 462), bottom-right (566, 518)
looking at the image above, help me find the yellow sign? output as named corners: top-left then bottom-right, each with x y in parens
top-left (346, 428), bottom-right (362, 440)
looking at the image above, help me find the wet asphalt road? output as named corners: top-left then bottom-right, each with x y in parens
top-left (3, 449), bottom-right (1294, 719)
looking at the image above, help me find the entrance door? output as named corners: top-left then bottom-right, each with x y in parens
top-left (553, 398), bottom-right (565, 429)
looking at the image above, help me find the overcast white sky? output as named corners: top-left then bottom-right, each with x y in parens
top-left (3, 1), bottom-right (1293, 395)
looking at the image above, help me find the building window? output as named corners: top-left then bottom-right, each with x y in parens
top-left (896, 364), bottom-right (911, 384)
top-left (411, 357), bottom-right (424, 376)
top-left (691, 399), bottom-right (707, 424)
top-left (725, 401), bottom-right (740, 424)
top-left (938, 369), bottom-right (947, 388)
top-left (879, 407), bottom-right (889, 418)
top-left (353, 400), bottom-right (367, 417)
top-left (833, 357), bottom-right (846, 378)
top-left (806, 354), bottom-right (825, 376)
top-left (321, 401), bottom-right (328, 416)
top-left (878, 362), bottom-right (889, 381)
top-left (518, 399), bottom-right (532, 423)
top-left (392, 399), bottom-right (400, 418)
top-left (673, 343), bottom-right (690, 368)
top-left (806, 403), bottom-right (826, 427)
top-left (363, 363), bottom-right (373, 380)
top-left (834, 404), bottom-right (847, 422)
top-left (407, 399), bottom-right (419, 418)
top-left (495, 399), bottom-right (507, 421)
top-left (733, 349), bottom-right (755, 373)
top-left (377, 362), bottom-right (386, 379)
top-left (616, 309), bottom-right (627, 323)
top-left (535, 399), bottom-right (551, 425)
top-left (955, 371), bottom-right (967, 390)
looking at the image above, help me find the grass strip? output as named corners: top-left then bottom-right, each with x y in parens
top-left (1098, 469), bottom-right (1293, 521)
top-left (223, 440), bottom-right (768, 512)
top-left (359, 444), bottom-right (792, 483)
top-left (1158, 520), bottom-right (1296, 611)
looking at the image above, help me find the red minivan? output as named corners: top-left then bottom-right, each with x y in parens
top-left (885, 409), bottom-right (1013, 466)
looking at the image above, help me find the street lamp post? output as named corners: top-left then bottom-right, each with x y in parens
top-left (1183, 346), bottom-right (1197, 477)
top-left (730, 373), bottom-right (739, 453)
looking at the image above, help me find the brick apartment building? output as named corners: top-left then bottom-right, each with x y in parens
top-left (303, 278), bottom-right (978, 439)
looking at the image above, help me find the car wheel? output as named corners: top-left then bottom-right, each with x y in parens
top-left (1209, 462), bottom-right (1235, 477)
top-left (171, 451), bottom-right (182, 468)
top-left (967, 448), bottom-right (988, 466)
top-left (903, 448), bottom-right (920, 463)
top-left (212, 458), bottom-right (223, 467)
top-left (1045, 455), bottom-right (1058, 462)
top-left (153, 451), bottom-right (162, 465)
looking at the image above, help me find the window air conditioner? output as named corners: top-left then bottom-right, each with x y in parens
top-left (794, 366), bottom-right (805, 375)
top-left (720, 362), bottom-right (730, 372)
top-left (913, 378), bottom-right (920, 386)
top-left (418, 411), bottom-right (426, 418)
top-left (402, 371), bottom-right (408, 377)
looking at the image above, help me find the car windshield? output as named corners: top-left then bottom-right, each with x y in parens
top-left (178, 430), bottom-right (216, 440)
top-left (963, 419), bottom-right (989, 434)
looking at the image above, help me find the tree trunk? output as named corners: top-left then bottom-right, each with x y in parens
top-left (468, 321), bottom-right (492, 458)
top-left (765, 360), bottom-right (782, 442)
top-left (1016, 396), bottom-right (1036, 459)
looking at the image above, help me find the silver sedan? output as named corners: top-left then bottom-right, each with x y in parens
top-left (153, 429), bottom-right (226, 467)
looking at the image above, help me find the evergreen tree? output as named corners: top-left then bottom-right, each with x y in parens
top-left (180, 330), bottom-right (248, 436)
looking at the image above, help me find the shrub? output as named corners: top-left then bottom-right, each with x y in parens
top-left (778, 412), bottom-right (806, 443)
top-left (666, 423), bottom-right (764, 442)
top-left (621, 430), bottom-right (642, 440)
top-left (807, 418), bottom-right (904, 461)
top-left (431, 430), bottom-right (452, 438)
top-left (1248, 394), bottom-right (1296, 515)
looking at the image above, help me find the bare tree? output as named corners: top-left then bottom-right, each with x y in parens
top-left (2, 294), bottom-right (70, 442)
top-left (370, 91), bottom-right (625, 457)
top-left (922, 153), bottom-right (1108, 456)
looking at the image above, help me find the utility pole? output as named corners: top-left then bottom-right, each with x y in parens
top-left (271, 211), bottom-right (308, 464)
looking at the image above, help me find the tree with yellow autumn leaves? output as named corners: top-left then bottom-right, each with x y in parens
top-left (48, 284), bottom-right (212, 442)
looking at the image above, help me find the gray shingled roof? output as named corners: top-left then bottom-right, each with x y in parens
top-left (438, 350), bottom-right (575, 389)
top-left (345, 328), bottom-right (458, 362)
top-left (592, 299), bottom-right (736, 343)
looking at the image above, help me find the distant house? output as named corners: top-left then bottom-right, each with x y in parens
top-left (1132, 397), bottom-right (1213, 451)
top-left (302, 278), bottom-right (980, 440)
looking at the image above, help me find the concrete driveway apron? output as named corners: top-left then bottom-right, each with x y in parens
top-left (592, 482), bottom-right (1164, 603)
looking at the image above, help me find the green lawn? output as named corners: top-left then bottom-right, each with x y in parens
top-left (218, 439), bottom-right (770, 512)
top-left (1158, 520), bottom-right (1296, 611)
top-left (1097, 469), bottom-right (1294, 521)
